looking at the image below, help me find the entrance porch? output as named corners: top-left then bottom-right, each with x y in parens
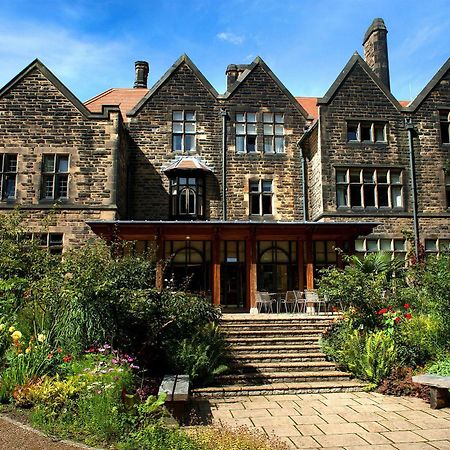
top-left (87, 220), bottom-right (376, 312)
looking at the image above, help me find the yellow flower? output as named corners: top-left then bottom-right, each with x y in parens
top-left (37, 333), bottom-right (46, 342)
top-left (0, 324), bottom-right (5, 332)
top-left (25, 347), bottom-right (31, 354)
top-left (11, 330), bottom-right (22, 341)
top-left (8, 326), bottom-right (15, 333)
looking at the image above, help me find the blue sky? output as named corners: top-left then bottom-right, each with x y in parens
top-left (0, 0), bottom-right (449, 102)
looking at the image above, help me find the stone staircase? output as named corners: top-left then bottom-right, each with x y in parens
top-left (192, 314), bottom-right (365, 398)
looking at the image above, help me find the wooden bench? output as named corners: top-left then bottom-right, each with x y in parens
top-left (412, 374), bottom-right (450, 409)
top-left (158, 374), bottom-right (190, 421)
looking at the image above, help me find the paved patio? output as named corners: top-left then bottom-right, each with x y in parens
top-left (206, 392), bottom-right (450, 449)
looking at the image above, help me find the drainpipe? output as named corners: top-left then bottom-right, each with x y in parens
top-left (221, 109), bottom-right (228, 221)
top-left (405, 117), bottom-right (420, 259)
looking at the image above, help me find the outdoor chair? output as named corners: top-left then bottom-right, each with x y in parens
top-left (256, 291), bottom-right (275, 313)
top-left (281, 290), bottom-right (301, 313)
top-left (293, 290), bottom-right (307, 313)
top-left (304, 289), bottom-right (327, 314)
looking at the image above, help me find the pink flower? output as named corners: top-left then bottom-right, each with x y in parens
top-left (111, 358), bottom-right (118, 364)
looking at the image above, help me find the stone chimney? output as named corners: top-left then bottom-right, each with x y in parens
top-left (226, 64), bottom-right (250, 90)
top-left (363, 18), bottom-right (390, 90)
top-left (134, 61), bottom-right (149, 88)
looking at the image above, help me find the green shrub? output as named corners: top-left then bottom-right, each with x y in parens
top-left (427, 354), bottom-right (450, 376)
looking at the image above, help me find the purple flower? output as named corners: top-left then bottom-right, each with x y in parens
top-left (130, 364), bottom-right (140, 370)
top-left (127, 356), bottom-right (134, 363)
top-left (111, 358), bottom-right (118, 364)
top-left (98, 348), bottom-right (106, 353)
top-left (103, 344), bottom-right (111, 350)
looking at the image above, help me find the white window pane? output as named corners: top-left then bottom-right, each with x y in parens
top-left (275, 114), bottom-right (284, 123)
top-left (185, 111), bottom-right (195, 121)
top-left (394, 240), bottom-right (405, 251)
top-left (236, 113), bottom-right (245, 122)
top-left (392, 187), bottom-right (402, 207)
top-left (236, 136), bottom-right (245, 152)
top-left (247, 123), bottom-right (257, 135)
top-left (173, 111), bottom-right (183, 121)
top-left (43, 155), bottom-right (55, 172)
top-left (264, 137), bottom-right (274, 153)
top-left (337, 186), bottom-right (347, 206)
top-left (275, 137), bottom-right (284, 153)
top-left (274, 125), bottom-right (284, 136)
top-left (247, 113), bottom-right (257, 123)
top-left (250, 181), bottom-right (259, 192)
top-left (262, 180), bottom-right (272, 192)
top-left (264, 124), bottom-right (273, 135)
top-left (263, 113), bottom-right (273, 123)
top-left (185, 122), bottom-right (195, 133)
top-left (173, 122), bottom-right (183, 133)
top-left (57, 156), bottom-right (69, 172)
top-left (236, 123), bottom-right (245, 135)
top-left (185, 135), bottom-right (195, 151)
top-left (173, 135), bottom-right (182, 151)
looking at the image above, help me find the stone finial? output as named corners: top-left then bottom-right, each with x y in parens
top-left (363, 18), bottom-right (390, 90)
top-left (134, 61), bottom-right (149, 89)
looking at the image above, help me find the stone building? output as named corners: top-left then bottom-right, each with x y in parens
top-left (0, 18), bottom-right (448, 311)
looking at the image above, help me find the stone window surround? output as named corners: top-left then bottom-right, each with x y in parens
top-left (24, 232), bottom-right (64, 255)
top-left (346, 119), bottom-right (388, 144)
top-left (355, 237), bottom-right (407, 259)
top-left (445, 170), bottom-right (450, 209)
top-left (335, 166), bottom-right (404, 210)
top-left (0, 153), bottom-right (17, 201)
top-left (41, 154), bottom-right (70, 201)
top-left (234, 110), bottom-right (286, 154)
top-left (169, 174), bottom-right (205, 219)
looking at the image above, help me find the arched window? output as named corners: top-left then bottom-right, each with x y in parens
top-left (169, 175), bottom-right (204, 219)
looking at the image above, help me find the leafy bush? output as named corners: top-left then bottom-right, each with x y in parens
top-left (427, 354), bottom-right (450, 376)
top-left (169, 323), bottom-right (229, 386)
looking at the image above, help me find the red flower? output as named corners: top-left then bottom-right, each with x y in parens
top-left (404, 303), bottom-right (410, 309)
top-left (377, 308), bottom-right (388, 315)
top-left (388, 305), bottom-right (393, 311)
top-left (57, 347), bottom-right (63, 354)
top-left (63, 355), bottom-right (72, 363)
top-left (405, 313), bottom-right (412, 320)
top-left (47, 352), bottom-right (53, 359)
top-left (395, 317), bottom-right (401, 323)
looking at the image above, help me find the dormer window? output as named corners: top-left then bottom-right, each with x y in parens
top-left (172, 111), bottom-right (196, 152)
top-left (169, 175), bottom-right (204, 219)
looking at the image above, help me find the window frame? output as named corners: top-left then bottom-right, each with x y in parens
top-left (439, 110), bottom-right (450, 145)
top-left (445, 171), bottom-right (450, 209)
top-left (249, 179), bottom-right (273, 216)
top-left (263, 113), bottom-right (285, 154)
top-left (41, 154), bottom-right (69, 201)
top-left (355, 238), bottom-right (407, 260)
top-left (172, 110), bottom-right (196, 152)
top-left (336, 167), bottom-right (403, 209)
top-left (425, 238), bottom-right (450, 255)
top-left (346, 121), bottom-right (387, 143)
top-left (235, 112), bottom-right (257, 153)
top-left (0, 153), bottom-right (17, 201)
top-left (169, 174), bottom-right (205, 219)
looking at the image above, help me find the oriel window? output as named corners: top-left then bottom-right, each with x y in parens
top-left (0, 154), bottom-right (17, 200)
top-left (170, 175), bottom-right (204, 219)
top-left (42, 155), bottom-right (69, 200)
top-left (172, 111), bottom-right (196, 152)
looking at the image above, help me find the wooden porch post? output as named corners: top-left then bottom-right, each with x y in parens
top-left (155, 229), bottom-right (164, 291)
top-left (212, 232), bottom-right (220, 306)
top-left (246, 228), bottom-right (257, 312)
top-left (306, 238), bottom-right (314, 290)
top-left (298, 239), bottom-right (305, 291)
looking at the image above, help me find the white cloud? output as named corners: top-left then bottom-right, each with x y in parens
top-left (217, 32), bottom-right (244, 45)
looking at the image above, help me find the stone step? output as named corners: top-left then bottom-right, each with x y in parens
top-left (231, 352), bottom-right (327, 363)
top-left (230, 360), bottom-right (336, 373)
top-left (224, 329), bottom-right (324, 336)
top-left (216, 370), bottom-right (352, 385)
top-left (192, 379), bottom-right (365, 398)
top-left (221, 314), bottom-right (338, 323)
top-left (226, 336), bottom-right (321, 346)
top-left (221, 323), bottom-right (330, 332)
top-left (230, 344), bottom-right (322, 354)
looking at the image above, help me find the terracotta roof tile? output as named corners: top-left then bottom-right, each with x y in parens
top-left (163, 156), bottom-right (212, 173)
top-left (84, 88), bottom-right (148, 117)
top-left (296, 97), bottom-right (319, 119)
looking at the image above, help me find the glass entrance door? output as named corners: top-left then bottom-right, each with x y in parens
top-left (220, 241), bottom-right (246, 309)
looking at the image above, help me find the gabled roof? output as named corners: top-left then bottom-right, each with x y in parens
top-left (404, 57), bottom-right (450, 112)
top-left (162, 156), bottom-right (212, 173)
top-left (128, 54), bottom-right (219, 117)
top-left (295, 97), bottom-right (319, 120)
top-left (0, 59), bottom-right (116, 119)
top-left (85, 88), bottom-right (149, 117)
top-left (221, 56), bottom-right (314, 121)
top-left (317, 52), bottom-right (402, 111)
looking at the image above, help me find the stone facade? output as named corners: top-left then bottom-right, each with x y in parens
top-left (0, 19), bottom-right (448, 258)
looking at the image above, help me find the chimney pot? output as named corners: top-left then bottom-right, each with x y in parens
top-left (363, 18), bottom-right (390, 90)
top-left (134, 61), bottom-right (149, 89)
